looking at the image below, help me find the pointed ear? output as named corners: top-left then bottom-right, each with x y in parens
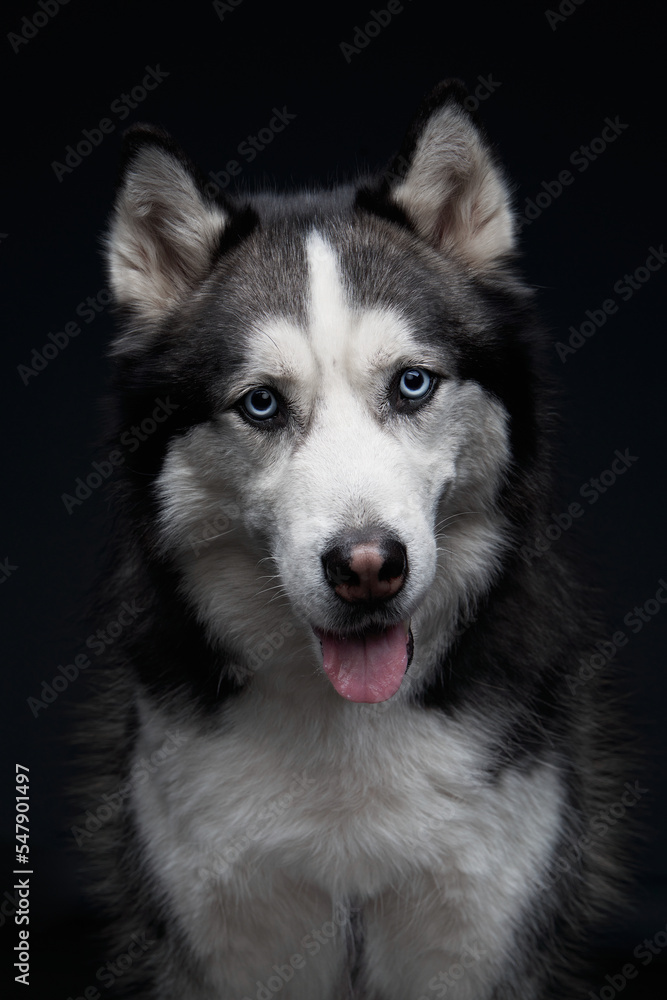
top-left (386, 80), bottom-right (515, 269)
top-left (105, 125), bottom-right (228, 337)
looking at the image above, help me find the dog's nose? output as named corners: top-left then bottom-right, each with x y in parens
top-left (322, 533), bottom-right (407, 603)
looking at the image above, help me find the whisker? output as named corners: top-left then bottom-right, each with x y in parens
top-left (434, 510), bottom-right (482, 533)
top-left (190, 527), bottom-right (237, 546)
top-left (254, 584), bottom-right (289, 599)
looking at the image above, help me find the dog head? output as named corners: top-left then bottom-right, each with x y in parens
top-left (105, 81), bottom-right (541, 705)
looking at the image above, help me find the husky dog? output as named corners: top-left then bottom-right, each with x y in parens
top-left (84, 81), bottom-right (624, 998)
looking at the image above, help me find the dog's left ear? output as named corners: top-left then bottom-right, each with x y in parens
top-left (383, 80), bottom-right (515, 269)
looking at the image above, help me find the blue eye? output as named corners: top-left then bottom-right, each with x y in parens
top-left (242, 388), bottom-right (278, 420)
top-left (398, 368), bottom-right (432, 400)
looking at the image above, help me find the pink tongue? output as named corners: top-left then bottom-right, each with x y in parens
top-left (319, 623), bottom-right (409, 703)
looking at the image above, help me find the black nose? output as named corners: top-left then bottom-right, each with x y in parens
top-left (322, 531), bottom-right (407, 603)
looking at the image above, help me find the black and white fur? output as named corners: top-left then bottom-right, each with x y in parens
top-left (82, 81), bottom-right (625, 999)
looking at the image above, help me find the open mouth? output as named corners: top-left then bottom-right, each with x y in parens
top-left (314, 620), bottom-right (413, 703)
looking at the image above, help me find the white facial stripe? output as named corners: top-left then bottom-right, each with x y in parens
top-left (227, 231), bottom-right (439, 411)
top-left (306, 231), bottom-right (350, 353)
top-left (305, 230), bottom-right (425, 383)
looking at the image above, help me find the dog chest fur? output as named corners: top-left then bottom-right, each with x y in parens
top-left (132, 692), bottom-right (563, 998)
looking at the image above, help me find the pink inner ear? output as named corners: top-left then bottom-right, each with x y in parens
top-left (390, 98), bottom-right (514, 267)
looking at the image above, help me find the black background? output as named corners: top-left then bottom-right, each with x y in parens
top-left (1, 0), bottom-right (665, 997)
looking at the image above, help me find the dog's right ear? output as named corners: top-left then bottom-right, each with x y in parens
top-left (105, 125), bottom-right (228, 345)
top-left (379, 80), bottom-right (515, 270)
